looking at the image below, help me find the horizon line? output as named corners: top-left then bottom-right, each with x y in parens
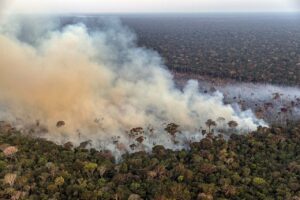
top-left (3, 10), bottom-right (300, 16)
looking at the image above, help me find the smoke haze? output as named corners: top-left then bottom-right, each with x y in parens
top-left (0, 0), bottom-right (8, 13)
top-left (0, 16), bottom-right (266, 155)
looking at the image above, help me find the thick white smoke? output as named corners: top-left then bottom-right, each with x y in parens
top-left (0, 16), bottom-right (266, 155)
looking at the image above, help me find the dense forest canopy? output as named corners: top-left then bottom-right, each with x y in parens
top-left (0, 122), bottom-right (300, 199)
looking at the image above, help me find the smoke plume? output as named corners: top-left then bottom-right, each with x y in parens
top-left (0, 0), bottom-right (8, 14)
top-left (0, 16), bottom-right (265, 155)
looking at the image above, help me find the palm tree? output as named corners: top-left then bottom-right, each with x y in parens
top-left (228, 120), bottom-right (238, 129)
top-left (205, 119), bottom-right (216, 134)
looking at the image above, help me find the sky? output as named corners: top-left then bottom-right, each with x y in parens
top-left (1, 0), bottom-right (300, 14)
